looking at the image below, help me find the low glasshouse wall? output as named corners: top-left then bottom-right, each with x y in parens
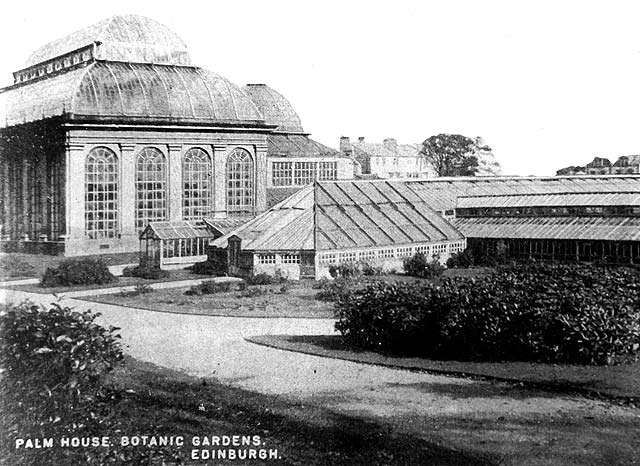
top-left (315, 240), bottom-right (466, 279)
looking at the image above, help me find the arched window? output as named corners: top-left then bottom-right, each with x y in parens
top-left (85, 147), bottom-right (118, 239)
top-left (136, 147), bottom-right (167, 231)
top-left (226, 148), bottom-right (254, 215)
top-left (183, 148), bottom-right (212, 220)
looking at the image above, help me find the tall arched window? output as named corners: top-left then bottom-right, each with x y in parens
top-left (85, 147), bottom-right (118, 239)
top-left (136, 147), bottom-right (167, 231)
top-left (226, 148), bottom-right (254, 215)
top-left (183, 148), bottom-right (212, 220)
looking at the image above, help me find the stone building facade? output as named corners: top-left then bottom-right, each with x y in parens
top-left (340, 136), bottom-right (435, 179)
top-left (0, 15), bottom-right (288, 256)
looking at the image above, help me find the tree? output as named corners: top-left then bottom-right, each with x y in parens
top-left (420, 134), bottom-right (486, 176)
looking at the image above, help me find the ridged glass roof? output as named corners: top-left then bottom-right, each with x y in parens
top-left (0, 62), bottom-right (263, 127)
top-left (25, 15), bottom-right (191, 67)
top-left (243, 84), bottom-right (304, 133)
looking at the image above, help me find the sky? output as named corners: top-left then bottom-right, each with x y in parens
top-left (1, 0), bottom-right (640, 176)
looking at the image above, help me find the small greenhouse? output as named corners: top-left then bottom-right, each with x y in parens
top-left (139, 221), bottom-right (220, 268)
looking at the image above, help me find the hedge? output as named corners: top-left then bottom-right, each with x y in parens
top-left (41, 257), bottom-right (115, 287)
top-left (334, 263), bottom-right (640, 365)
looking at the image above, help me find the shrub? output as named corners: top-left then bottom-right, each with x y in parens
top-left (360, 261), bottom-right (384, 276)
top-left (237, 287), bottom-right (266, 298)
top-left (245, 272), bottom-right (289, 286)
top-left (185, 280), bottom-right (232, 295)
top-left (316, 277), bottom-right (367, 302)
top-left (279, 283), bottom-right (292, 294)
top-left (0, 255), bottom-right (36, 279)
top-left (446, 249), bottom-right (475, 268)
top-left (334, 263), bottom-right (640, 365)
top-left (122, 264), bottom-right (169, 280)
top-left (0, 301), bottom-right (123, 430)
top-left (189, 260), bottom-right (224, 276)
top-left (328, 263), bottom-right (362, 279)
top-left (245, 273), bottom-right (274, 285)
top-left (403, 253), bottom-right (445, 278)
top-left (120, 283), bottom-right (154, 297)
top-left (312, 277), bottom-right (330, 290)
top-left (41, 257), bottom-right (115, 287)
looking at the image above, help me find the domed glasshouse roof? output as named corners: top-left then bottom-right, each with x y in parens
top-left (0, 15), bottom-right (266, 127)
top-left (26, 15), bottom-right (191, 67)
top-left (0, 62), bottom-right (264, 126)
top-left (243, 84), bottom-right (305, 133)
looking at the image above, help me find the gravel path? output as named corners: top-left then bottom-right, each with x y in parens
top-left (2, 287), bottom-right (639, 465)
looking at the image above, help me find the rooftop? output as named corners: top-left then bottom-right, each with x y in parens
top-left (407, 175), bottom-right (640, 211)
top-left (268, 134), bottom-right (343, 159)
top-left (351, 139), bottom-right (421, 158)
top-left (243, 84), bottom-right (304, 133)
top-left (25, 15), bottom-right (191, 68)
top-left (455, 216), bottom-right (640, 242)
top-left (0, 62), bottom-right (264, 127)
top-left (212, 180), bottom-right (464, 252)
top-left (456, 192), bottom-right (640, 209)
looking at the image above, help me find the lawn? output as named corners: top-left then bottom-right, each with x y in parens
top-left (0, 356), bottom-right (495, 466)
top-left (3, 355), bottom-right (638, 466)
top-left (82, 281), bottom-right (335, 319)
top-left (80, 269), bottom-right (493, 319)
top-left (6, 269), bottom-right (197, 294)
top-left (0, 252), bottom-right (140, 280)
top-left (248, 334), bottom-right (640, 403)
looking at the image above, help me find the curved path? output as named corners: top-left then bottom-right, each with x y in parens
top-left (2, 287), bottom-right (639, 465)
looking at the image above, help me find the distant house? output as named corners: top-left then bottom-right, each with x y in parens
top-left (612, 155), bottom-right (640, 174)
top-left (208, 180), bottom-right (466, 279)
top-left (557, 155), bottom-right (640, 175)
top-left (340, 137), bottom-right (436, 179)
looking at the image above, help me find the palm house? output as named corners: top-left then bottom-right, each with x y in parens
top-left (0, 15), bottom-right (330, 256)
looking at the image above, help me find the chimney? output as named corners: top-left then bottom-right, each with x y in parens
top-left (358, 136), bottom-right (365, 143)
top-left (340, 136), bottom-right (351, 153)
top-left (383, 138), bottom-right (398, 152)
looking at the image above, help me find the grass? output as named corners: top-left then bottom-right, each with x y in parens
top-left (3, 355), bottom-right (638, 465)
top-left (78, 269), bottom-right (493, 319)
top-left (6, 269), bottom-right (195, 294)
top-left (0, 356), bottom-right (494, 466)
top-left (82, 280), bottom-right (335, 319)
top-left (0, 252), bottom-right (140, 280)
top-left (248, 334), bottom-right (640, 403)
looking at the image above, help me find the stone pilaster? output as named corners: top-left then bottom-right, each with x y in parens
top-left (120, 143), bottom-right (136, 237)
top-left (212, 145), bottom-right (228, 218)
top-left (167, 144), bottom-right (183, 222)
top-left (65, 143), bottom-right (85, 240)
top-left (255, 143), bottom-right (268, 213)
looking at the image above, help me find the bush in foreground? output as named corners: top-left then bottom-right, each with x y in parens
top-left (41, 257), bottom-right (115, 287)
top-left (0, 302), bottom-right (123, 431)
top-left (335, 263), bottom-right (640, 365)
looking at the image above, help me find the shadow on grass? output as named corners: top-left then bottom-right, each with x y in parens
top-left (395, 411), bottom-right (640, 466)
top-left (112, 358), bottom-right (497, 466)
top-left (0, 357), bottom-right (497, 466)
top-left (249, 335), bottom-right (640, 403)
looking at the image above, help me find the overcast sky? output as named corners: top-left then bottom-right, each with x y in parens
top-left (2, 0), bottom-right (640, 176)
